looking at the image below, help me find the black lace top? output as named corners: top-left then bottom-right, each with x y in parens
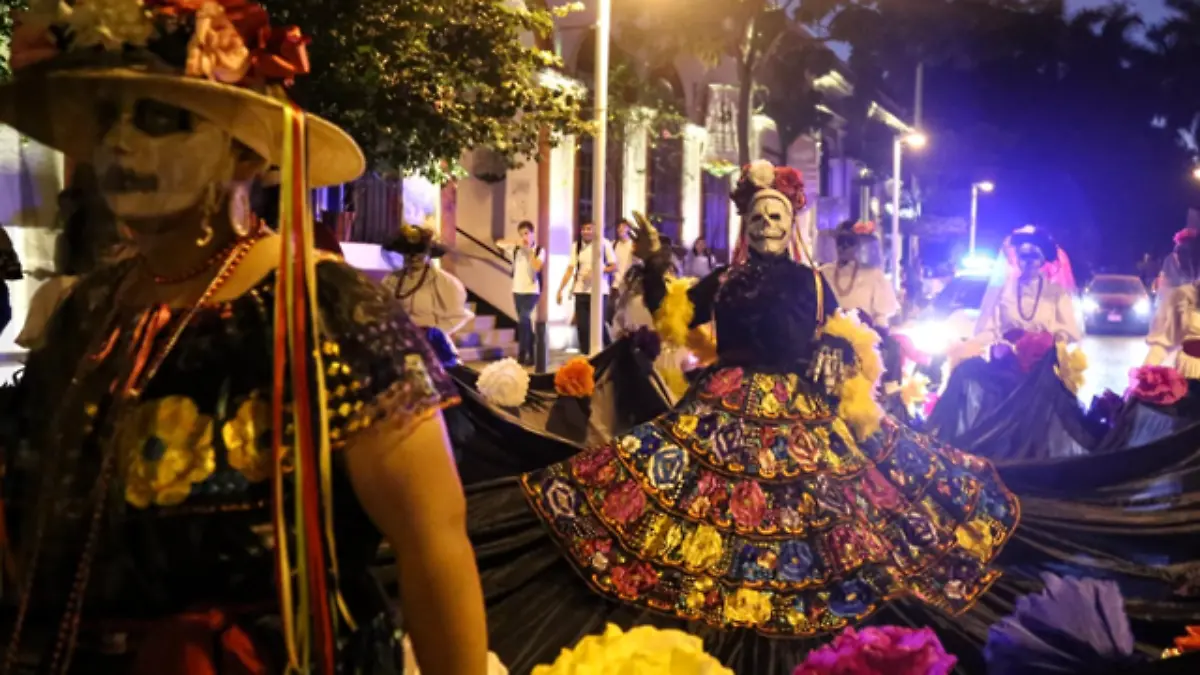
top-left (642, 249), bottom-right (839, 371)
top-left (1, 260), bottom-right (457, 657)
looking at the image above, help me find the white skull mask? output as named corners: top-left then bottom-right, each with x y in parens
top-left (93, 96), bottom-right (237, 225)
top-left (745, 194), bottom-right (794, 256)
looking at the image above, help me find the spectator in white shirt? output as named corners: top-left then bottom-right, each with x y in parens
top-left (683, 237), bottom-right (716, 278)
top-left (556, 222), bottom-right (616, 354)
top-left (496, 220), bottom-right (545, 366)
top-left (382, 224), bottom-right (474, 337)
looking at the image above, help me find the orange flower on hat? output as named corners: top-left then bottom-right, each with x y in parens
top-left (185, 2), bottom-right (251, 84)
top-left (1175, 625), bottom-right (1200, 652)
top-left (555, 356), bottom-right (595, 398)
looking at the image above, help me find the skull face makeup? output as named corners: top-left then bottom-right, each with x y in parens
top-left (93, 95), bottom-right (237, 225)
top-left (1016, 242), bottom-right (1046, 278)
top-left (746, 194), bottom-right (794, 256)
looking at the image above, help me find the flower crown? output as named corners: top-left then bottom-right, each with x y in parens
top-left (12, 0), bottom-right (310, 88)
top-left (852, 220), bottom-right (876, 235)
top-left (731, 160), bottom-right (807, 215)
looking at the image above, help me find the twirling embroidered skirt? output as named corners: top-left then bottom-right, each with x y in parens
top-left (468, 366), bottom-right (1021, 674)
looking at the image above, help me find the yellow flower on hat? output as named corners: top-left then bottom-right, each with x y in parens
top-left (531, 624), bottom-right (732, 675)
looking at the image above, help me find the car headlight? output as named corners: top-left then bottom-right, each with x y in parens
top-left (906, 322), bottom-right (950, 355)
top-left (1082, 297), bottom-right (1100, 313)
top-left (1134, 298), bottom-right (1151, 316)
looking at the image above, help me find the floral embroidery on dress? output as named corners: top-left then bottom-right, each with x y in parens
top-left (522, 367), bottom-right (1020, 636)
top-left (222, 394), bottom-right (275, 483)
top-left (120, 395), bottom-right (217, 508)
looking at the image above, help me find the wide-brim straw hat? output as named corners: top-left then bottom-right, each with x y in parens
top-left (0, 55), bottom-right (364, 189)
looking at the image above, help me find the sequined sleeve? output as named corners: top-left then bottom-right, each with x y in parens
top-left (314, 261), bottom-right (460, 448)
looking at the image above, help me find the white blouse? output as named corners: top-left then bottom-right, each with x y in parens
top-left (975, 278), bottom-right (1081, 343)
top-left (381, 265), bottom-right (474, 336)
top-left (1145, 283), bottom-right (1200, 377)
top-left (819, 263), bottom-right (900, 325)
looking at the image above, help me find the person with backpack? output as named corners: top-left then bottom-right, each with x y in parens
top-left (497, 220), bottom-right (545, 366)
top-left (556, 221), bottom-right (616, 354)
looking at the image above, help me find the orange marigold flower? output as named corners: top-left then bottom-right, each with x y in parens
top-left (554, 356), bottom-right (595, 398)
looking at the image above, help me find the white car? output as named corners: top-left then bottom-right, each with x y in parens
top-left (901, 273), bottom-right (992, 359)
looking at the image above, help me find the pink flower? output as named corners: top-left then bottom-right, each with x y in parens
top-left (706, 368), bottom-right (744, 398)
top-left (793, 625), bottom-right (957, 675)
top-left (602, 481), bottom-right (647, 525)
top-left (1126, 365), bottom-right (1188, 406)
top-left (572, 444), bottom-right (618, 485)
top-left (9, 17), bottom-right (59, 71)
top-left (853, 220), bottom-right (877, 236)
top-left (730, 480), bottom-right (767, 529)
top-left (185, 2), bottom-right (251, 84)
top-left (1175, 228), bottom-right (1198, 247)
top-left (1014, 330), bottom-right (1055, 373)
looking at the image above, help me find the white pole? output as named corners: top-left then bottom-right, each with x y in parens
top-left (968, 184), bottom-right (979, 255)
top-left (589, 0), bottom-right (610, 356)
top-left (891, 136), bottom-right (903, 293)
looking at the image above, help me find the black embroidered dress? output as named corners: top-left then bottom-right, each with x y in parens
top-left (468, 251), bottom-right (1019, 674)
top-left (0, 260), bottom-right (457, 673)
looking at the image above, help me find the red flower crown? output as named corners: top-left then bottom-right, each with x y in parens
top-left (731, 161), bottom-right (807, 215)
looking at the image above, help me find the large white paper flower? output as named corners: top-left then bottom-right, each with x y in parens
top-left (747, 159), bottom-right (775, 189)
top-left (477, 357), bottom-right (530, 408)
top-left (65, 0), bottom-right (154, 52)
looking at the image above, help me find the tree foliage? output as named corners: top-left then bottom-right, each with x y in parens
top-left (0, 0), bottom-right (30, 79)
top-left (266, 0), bottom-right (590, 180)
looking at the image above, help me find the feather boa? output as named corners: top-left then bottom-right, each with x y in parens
top-left (820, 310), bottom-right (885, 440)
top-left (653, 276), bottom-right (718, 360)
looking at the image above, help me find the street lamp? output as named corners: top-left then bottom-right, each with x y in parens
top-left (890, 130), bottom-right (927, 292)
top-left (969, 180), bottom-right (994, 255)
top-left (588, 0), bottom-right (612, 356)
top-left (1192, 165), bottom-right (1200, 182)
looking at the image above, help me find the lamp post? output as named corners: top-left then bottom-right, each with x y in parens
top-left (890, 131), bottom-right (926, 292)
top-left (588, 0), bottom-right (611, 356)
top-left (969, 180), bottom-right (994, 255)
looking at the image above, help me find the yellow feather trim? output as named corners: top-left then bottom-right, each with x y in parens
top-left (685, 324), bottom-right (718, 366)
top-left (653, 277), bottom-right (696, 348)
top-left (1054, 341), bottom-right (1087, 395)
top-left (659, 362), bottom-right (691, 400)
top-left (819, 310), bottom-right (885, 440)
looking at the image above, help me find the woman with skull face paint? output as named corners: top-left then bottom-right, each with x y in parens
top-left (0, 3), bottom-right (488, 674)
top-left (381, 224), bottom-right (474, 340)
top-left (460, 160), bottom-right (1025, 673)
top-left (974, 226), bottom-right (1082, 346)
top-left (819, 220), bottom-right (899, 327)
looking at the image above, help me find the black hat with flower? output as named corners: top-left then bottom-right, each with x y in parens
top-left (384, 223), bottom-right (437, 257)
top-left (0, 0), bottom-right (363, 187)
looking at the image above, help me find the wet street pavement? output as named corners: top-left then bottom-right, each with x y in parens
top-left (1077, 333), bottom-right (1148, 403)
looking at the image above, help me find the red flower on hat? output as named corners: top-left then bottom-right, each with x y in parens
top-left (773, 167), bottom-right (806, 210)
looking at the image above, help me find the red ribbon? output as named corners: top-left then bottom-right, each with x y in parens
top-left (125, 609), bottom-right (268, 675)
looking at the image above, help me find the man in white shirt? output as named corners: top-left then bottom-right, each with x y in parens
top-left (556, 222), bottom-right (616, 354)
top-left (497, 221), bottom-right (545, 366)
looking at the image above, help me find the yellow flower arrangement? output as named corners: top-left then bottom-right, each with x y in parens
top-left (532, 624), bottom-right (732, 675)
top-left (120, 396), bottom-right (217, 508)
top-left (555, 356), bottom-right (596, 398)
top-left (680, 524), bottom-right (724, 571)
top-left (1054, 341), bottom-right (1087, 395)
top-left (221, 395), bottom-right (275, 483)
top-left (725, 588), bottom-right (773, 626)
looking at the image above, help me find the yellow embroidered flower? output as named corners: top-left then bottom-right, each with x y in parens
top-left (640, 516), bottom-right (684, 558)
top-left (680, 524), bottom-right (724, 571)
top-left (120, 396), bottom-right (216, 509)
top-left (685, 575), bottom-right (716, 611)
top-left (725, 588), bottom-right (773, 626)
top-left (531, 624), bottom-right (732, 675)
top-left (954, 518), bottom-right (996, 560)
top-left (221, 395), bottom-right (275, 483)
top-left (673, 414), bottom-right (699, 438)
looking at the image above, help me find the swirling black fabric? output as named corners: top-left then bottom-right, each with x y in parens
top-left (446, 338), bottom-right (672, 485)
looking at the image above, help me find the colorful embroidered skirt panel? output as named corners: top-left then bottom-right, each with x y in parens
top-left (520, 367), bottom-right (1020, 637)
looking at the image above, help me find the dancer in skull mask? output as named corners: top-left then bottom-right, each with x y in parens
top-left (465, 160), bottom-right (1020, 673)
top-left (0, 3), bottom-right (487, 673)
top-left (819, 219), bottom-right (899, 327)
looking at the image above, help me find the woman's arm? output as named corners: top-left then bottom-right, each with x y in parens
top-left (344, 412), bottom-right (488, 675)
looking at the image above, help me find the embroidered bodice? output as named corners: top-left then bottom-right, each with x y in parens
top-left (2, 260), bottom-right (457, 625)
